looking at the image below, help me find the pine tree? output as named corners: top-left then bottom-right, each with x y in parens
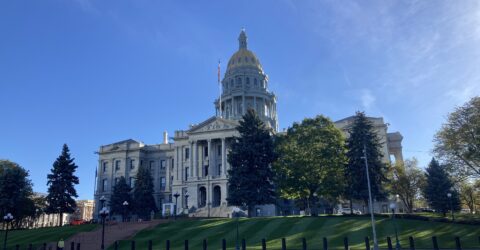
top-left (344, 112), bottom-right (389, 213)
top-left (46, 144), bottom-right (79, 226)
top-left (227, 109), bottom-right (276, 217)
top-left (110, 177), bottom-right (133, 221)
top-left (423, 158), bottom-right (461, 216)
top-left (133, 165), bottom-right (157, 220)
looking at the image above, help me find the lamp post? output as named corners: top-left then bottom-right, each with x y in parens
top-left (99, 207), bottom-right (109, 250)
top-left (362, 144), bottom-right (379, 250)
top-left (447, 193), bottom-right (454, 221)
top-left (389, 203), bottom-right (401, 250)
top-left (122, 201), bottom-right (129, 222)
top-left (173, 192), bottom-right (180, 220)
top-left (3, 213), bottom-right (14, 250)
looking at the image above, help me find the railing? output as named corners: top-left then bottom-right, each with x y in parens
top-left (9, 235), bottom-right (480, 250)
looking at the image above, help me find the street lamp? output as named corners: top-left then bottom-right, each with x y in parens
top-left (232, 207), bottom-right (241, 250)
top-left (3, 213), bottom-right (14, 250)
top-left (447, 193), bottom-right (454, 221)
top-left (362, 144), bottom-right (379, 250)
top-left (389, 203), bottom-right (401, 250)
top-left (99, 207), bottom-right (109, 250)
top-left (173, 192), bottom-right (180, 220)
top-left (122, 201), bottom-right (129, 222)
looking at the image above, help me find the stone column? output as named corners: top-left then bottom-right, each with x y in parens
top-left (207, 139), bottom-right (212, 176)
top-left (189, 142), bottom-right (193, 179)
top-left (175, 147), bottom-right (179, 180)
top-left (193, 141), bottom-right (197, 178)
top-left (165, 157), bottom-right (171, 191)
top-left (242, 95), bottom-right (245, 115)
top-left (221, 138), bottom-right (226, 177)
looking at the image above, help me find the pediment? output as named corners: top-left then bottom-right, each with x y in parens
top-left (188, 116), bottom-right (238, 134)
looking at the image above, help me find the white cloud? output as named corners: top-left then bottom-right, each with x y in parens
top-left (360, 89), bottom-right (375, 110)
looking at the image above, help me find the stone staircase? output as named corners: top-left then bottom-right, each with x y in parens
top-left (40, 220), bottom-right (168, 250)
top-left (190, 205), bottom-right (232, 218)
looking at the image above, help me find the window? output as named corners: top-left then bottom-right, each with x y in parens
top-left (102, 179), bottom-right (108, 192)
top-left (254, 78), bottom-right (258, 86)
top-left (161, 160), bottom-right (166, 169)
top-left (218, 164), bottom-right (222, 176)
top-left (129, 177), bottom-right (135, 188)
top-left (185, 167), bottom-right (189, 181)
top-left (115, 160), bottom-right (121, 172)
top-left (149, 161), bottom-right (154, 171)
top-left (204, 146), bottom-right (208, 157)
top-left (168, 194), bottom-right (172, 202)
top-left (140, 160), bottom-right (143, 166)
top-left (160, 177), bottom-right (166, 191)
top-left (185, 148), bottom-right (190, 160)
top-left (171, 159), bottom-right (174, 169)
top-left (103, 162), bottom-right (108, 173)
top-left (130, 159), bottom-right (135, 170)
top-left (170, 176), bottom-right (173, 186)
top-left (204, 165), bottom-right (209, 177)
top-left (114, 177), bottom-right (119, 185)
top-left (217, 145), bottom-right (222, 156)
top-left (246, 77), bottom-right (250, 84)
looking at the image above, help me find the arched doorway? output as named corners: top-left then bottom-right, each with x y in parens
top-left (213, 186), bottom-right (221, 207)
top-left (199, 187), bottom-right (207, 208)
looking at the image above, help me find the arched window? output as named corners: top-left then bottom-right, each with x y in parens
top-left (230, 79), bottom-right (234, 88)
top-left (246, 77), bottom-right (250, 84)
top-left (254, 78), bottom-right (257, 87)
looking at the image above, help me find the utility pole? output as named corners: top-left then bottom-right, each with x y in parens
top-left (363, 143), bottom-right (379, 250)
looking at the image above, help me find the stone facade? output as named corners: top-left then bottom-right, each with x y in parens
top-left (93, 30), bottom-right (403, 219)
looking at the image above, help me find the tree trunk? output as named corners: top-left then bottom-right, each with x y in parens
top-left (310, 195), bottom-right (317, 217)
top-left (247, 205), bottom-right (253, 218)
top-left (59, 212), bottom-right (63, 227)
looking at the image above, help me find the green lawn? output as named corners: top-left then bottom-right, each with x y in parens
top-left (1, 224), bottom-right (97, 249)
top-left (112, 216), bottom-right (480, 250)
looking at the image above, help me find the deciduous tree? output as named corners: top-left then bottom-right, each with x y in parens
top-left (227, 109), bottom-right (276, 217)
top-left (434, 96), bottom-right (480, 178)
top-left (274, 115), bottom-right (346, 216)
top-left (391, 158), bottom-right (426, 213)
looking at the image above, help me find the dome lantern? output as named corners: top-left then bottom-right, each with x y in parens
top-left (238, 28), bottom-right (247, 49)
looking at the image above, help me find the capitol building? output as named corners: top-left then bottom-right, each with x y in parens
top-left (93, 30), bottom-right (403, 219)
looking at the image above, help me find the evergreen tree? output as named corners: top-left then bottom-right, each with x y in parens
top-left (423, 158), bottom-right (461, 216)
top-left (133, 165), bottom-right (157, 220)
top-left (227, 109), bottom-right (276, 217)
top-left (344, 112), bottom-right (389, 213)
top-left (110, 177), bottom-right (133, 221)
top-left (46, 144), bottom-right (79, 226)
top-left (274, 115), bottom-right (347, 216)
top-left (0, 160), bottom-right (34, 228)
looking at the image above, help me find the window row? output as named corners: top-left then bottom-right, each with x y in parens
top-left (101, 176), bottom-right (167, 192)
top-left (102, 159), bottom-right (167, 173)
top-left (224, 77), bottom-right (266, 90)
top-left (183, 145), bottom-right (223, 160)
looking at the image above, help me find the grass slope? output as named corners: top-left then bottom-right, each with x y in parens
top-left (112, 216), bottom-right (480, 250)
top-left (2, 224), bottom-right (97, 249)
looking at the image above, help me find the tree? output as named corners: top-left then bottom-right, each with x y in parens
top-left (391, 158), bottom-right (426, 213)
top-left (0, 160), bottom-right (34, 228)
top-left (344, 112), bottom-right (389, 213)
top-left (423, 158), bottom-right (461, 216)
top-left (133, 165), bottom-right (157, 220)
top-left (274, 115), bottom-right (347, 216)
top-left (110, 177), bottom-right (133, 221)
top-left (227, 109), bottom-right (276, 217)
top-left (458, 180), bottom-right (479, 214)
top-left (46, 144), bottom-right (79, 226)
top-left (434, 96), bottom-right (480, 178)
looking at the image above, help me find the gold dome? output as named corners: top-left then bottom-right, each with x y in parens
top-left (226, 29), bottom-right (263, 73)
top-left (226, 49), bottom-right (263, 73)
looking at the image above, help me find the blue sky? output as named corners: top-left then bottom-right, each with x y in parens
top-left (1, 1), bottom-right (479, 200)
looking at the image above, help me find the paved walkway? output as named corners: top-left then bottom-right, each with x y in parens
top-left (42, 220), bottom-right (168, 250)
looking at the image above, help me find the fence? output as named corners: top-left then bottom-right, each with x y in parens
top-left (8, 236), bottom-right (480, 250)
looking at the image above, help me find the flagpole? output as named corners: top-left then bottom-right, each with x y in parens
top-left (218, 60), bottom-right (222, 118)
